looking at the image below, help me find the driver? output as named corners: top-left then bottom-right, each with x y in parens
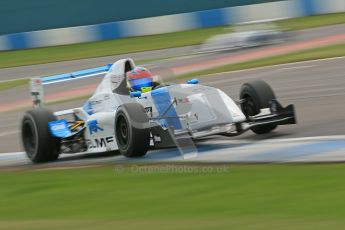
top-left (126, 67), bottom-right (157, 93)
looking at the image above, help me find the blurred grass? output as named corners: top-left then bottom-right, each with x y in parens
top-left (0, 13), bottom-right (344, 69)
top-left (276, 12), bottom-right (345, 31)
top-left (181, 43), bottom-right (345, 79)
top-left (0, 27), bottom-right (225, 69)
top-left (0, 78), bottom-right (29, 91)
top-left (1, 164), bottom-right (345, 229)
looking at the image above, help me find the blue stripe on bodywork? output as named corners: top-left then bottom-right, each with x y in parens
top-left (83, 101), bottom-right (94, 115)
top-left (41, 65), bottom-right (111, 84)
top-left (151, 87), bottom-right (182, 130)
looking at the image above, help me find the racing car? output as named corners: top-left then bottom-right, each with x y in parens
top-left (21, 58), bottom-right (296, 163)
top-left (197, 22), bottom-right (289, 53)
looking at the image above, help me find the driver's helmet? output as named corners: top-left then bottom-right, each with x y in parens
top-left (126, 67), bottom-right (153, 93)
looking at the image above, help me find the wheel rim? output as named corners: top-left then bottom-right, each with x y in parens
top-left (22, 120), bottom-right (37, 157)
top-left (242, 96), bottom-right (258, 116)
top-left (116, 115), bottom-right (129, 148)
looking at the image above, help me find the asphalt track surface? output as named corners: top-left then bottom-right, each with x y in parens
top-left (0, 57), bottom-right (345, 167)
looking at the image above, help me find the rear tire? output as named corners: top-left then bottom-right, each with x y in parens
top-left (115, 103), bottom-right (150, 157)
top-left (240, 80), bottom-right (277, 134)
top-left (21, 109), bottom-right (61, 163)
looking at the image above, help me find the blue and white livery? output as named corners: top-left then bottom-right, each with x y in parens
top-left (22, 58), bottom-right (296, 163)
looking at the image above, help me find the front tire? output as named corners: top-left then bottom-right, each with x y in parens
top-left (115, 103), bottom-right (150, 157)
top-left (21, 109), bottom-right (61, 163)
top-left (240, 80), bottom-right (277, 134)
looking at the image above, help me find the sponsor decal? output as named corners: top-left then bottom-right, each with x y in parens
top-left (87, 120), bottom-right (104, 135)
top-left (51, 122), bottom-right (66, 131)
top-left (48, 120), bottom-right (74, 138)
top-left (88, 136), bottom-right (114, 149)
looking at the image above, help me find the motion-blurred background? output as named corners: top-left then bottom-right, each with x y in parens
top-left (0, 0), bottom-right (344, 49)
top-left (0, 0), bottom-right (345, 229)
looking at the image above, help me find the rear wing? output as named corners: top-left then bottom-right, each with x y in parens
top-left (30, 64), bottom-right (112, 108)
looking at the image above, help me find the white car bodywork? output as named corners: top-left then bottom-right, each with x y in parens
top-left (28, 58), bottom-right (295, 160)
top-left (34, 58), bottom-right (246, 154)
top-left (85, 59), bottom-right (248, 153)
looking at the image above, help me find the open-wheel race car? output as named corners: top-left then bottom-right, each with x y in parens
top-left (197, 22), bottom-right (290, 53)
top-left (21, 58), bottom-right (296, 163)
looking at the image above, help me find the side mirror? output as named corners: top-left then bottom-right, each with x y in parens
top-left (186, 79), bottom-right (199, 84)
top-left (130, 91), bottom-right (142, 98)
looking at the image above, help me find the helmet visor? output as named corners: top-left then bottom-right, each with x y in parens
top-left (128, 77), bottom-right (153, 91)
